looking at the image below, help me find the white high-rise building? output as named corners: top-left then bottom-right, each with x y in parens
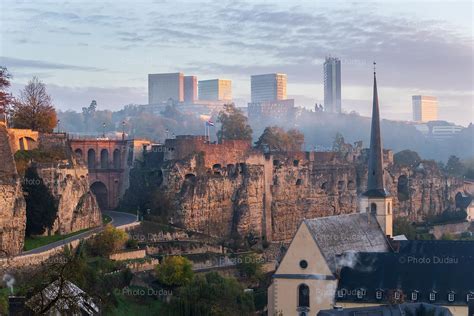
top-left (412, 95), bottom-right (438, 122)
top-left (148, 73), bottom-right (184, 104)
top-left (184, 75), bottom-right (197, 104)
top-left (251, 73), bottom-right (287, 103)
top-left (323, 57), bottom-right (341, 113)
top-left (198, 79), bottom-right (232, 101)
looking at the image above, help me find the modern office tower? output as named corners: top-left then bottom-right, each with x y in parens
top-left (148, 72), bottom-right (184, 104)
top-left (323, 57), bottom-right (342, 113)
top-left (251, 73), bottom-right (287, 102)
top-left (412, 95), bottom-right (438, 122)
top-left (198, 79), bottom-right (232, 101)
top-left (184, 75), bottom-right (197, 104)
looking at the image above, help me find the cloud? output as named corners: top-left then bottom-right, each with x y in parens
top-left (0, 57), bottom-right (105, 72)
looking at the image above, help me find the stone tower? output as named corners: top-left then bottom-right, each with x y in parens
top-left (360, 64), bottom-right (393, 237)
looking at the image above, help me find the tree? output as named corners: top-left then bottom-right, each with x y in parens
top-left (217, 103), bottom-right (252, 141)
top-left (12, 76), bottom-right (57, 132)
top-left (23, 167), bottom-right (58, 236)
top-left (445, 155), bottom-right (464, 176)
top-left (155, 256), bottom-right (194, 288)
top-left (393, 217), bottom-right (416, 240)
top-left (87, 224), bottom-right (128, 257)
top-left (255, 126), bottom-right (304, 152)
top-left (0, 66), bottom-right (13, 120)
top-left (236, 253), bottom-right (264, 281)
top-left (171, 272), bottom-right (255, 315)
top-left (394, 150), bottom-right (421, 167)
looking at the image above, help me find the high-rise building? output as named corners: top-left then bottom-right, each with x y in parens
top-left (148, 72), bottom-right (184, 104)
top-left (198, 79), bottom-right (232, 101)
top-left (251, 73), bottom-right (287, 103)
top-left (323, 57), bottom-right (341, 113)
top-left (412, 95), bottom-right (438, 122)
top-left (184, 75), bottom-right (197, 104)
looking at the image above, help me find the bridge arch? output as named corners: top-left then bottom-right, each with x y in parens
top-left (91, 181), bottom-right (108, 210)
top-left (18, 136), bottom-right (37, 150)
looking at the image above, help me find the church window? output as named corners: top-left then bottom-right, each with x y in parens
top-left (299, 260), bottom-right (308, 269)
top-left (298, 284), bottom-right (310, 307)
top-left (370, 203), bottom-right (377, 215)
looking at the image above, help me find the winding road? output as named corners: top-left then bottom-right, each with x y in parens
top-left (22, 211), bottom-right (137, 255)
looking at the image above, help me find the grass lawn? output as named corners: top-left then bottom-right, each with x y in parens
top-left (23, 228), bottom-right (90, 251)
top-left (106, 293), bottom-right (166, 316)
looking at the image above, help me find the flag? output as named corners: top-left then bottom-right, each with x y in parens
top-left (206, 120), bottom-right (215, 127)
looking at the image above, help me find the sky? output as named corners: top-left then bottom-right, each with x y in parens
top-left (0, 0), bottom-right (473, 125)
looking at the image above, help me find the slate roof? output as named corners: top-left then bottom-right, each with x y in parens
top-left (304, 213), bottom-right (391, 273)
top-left (26, 280), bottom-right (99, 315)
top-left (397, 240), bottom-right (474, 255)
top-left (336, 251), bottom-right (474, 306)
top-left (317, 303), bottom-right (453, 316)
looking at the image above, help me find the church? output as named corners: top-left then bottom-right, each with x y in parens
top-left (266, 68), bottom-right (473, 316)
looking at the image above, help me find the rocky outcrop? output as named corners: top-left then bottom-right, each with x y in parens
top-left (0, 123), bottom-right (26, 256)
top-left (36, 165), bottom-right (101, 235)
top-left (148, 146), bottom-right (463, 242)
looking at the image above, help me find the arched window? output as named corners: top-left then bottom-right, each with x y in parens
top-left (298, 284), bottom-right (310, 308)
top-left (113, 149), bottom-right (121, 169)
top-left (74, 148), bottom-right (83, 159)
top-left (100, 149), bottom-right (109, 169)
top-left (87, 149), bottom-right (96, 169)
top-left (370, 203), bottom-right (377, 215)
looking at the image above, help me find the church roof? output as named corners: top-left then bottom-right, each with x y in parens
top-left (304, 213), bottom-right (391, 273)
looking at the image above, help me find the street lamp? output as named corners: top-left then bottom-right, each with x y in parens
top-left (102, 122), bottom-right (106, 137)
top-left (121, 121), bottom-right (126, 140)
top-left (57, 120), bottom-right (61, 133)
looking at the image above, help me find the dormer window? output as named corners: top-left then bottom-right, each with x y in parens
top-left (357, 289), bottom-right (365, 299)
top-left (411, 291), bottom-right (418, 301)
top-left (376, 290), bottom-right (383, 300)
top-left (448, 292), bottom-right (455, 302)
top-left (430, 292), bottom-right (437, 301)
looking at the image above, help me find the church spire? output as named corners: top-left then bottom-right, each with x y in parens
top-left (364, 62), bottom-right (389, 197)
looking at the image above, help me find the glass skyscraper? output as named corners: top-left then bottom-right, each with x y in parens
top-left (323, 57), bottom-right (341, 113)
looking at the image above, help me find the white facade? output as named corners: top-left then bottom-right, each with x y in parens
top-left (412, 95), bottom-right (438, 122)
top-left (251, 73), bottom-right (287, 103)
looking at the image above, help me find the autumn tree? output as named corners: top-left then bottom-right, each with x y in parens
top-left (217, 103), bottom-right (252, 141)
top-left (12, 76), bottom-right (57, 132)
top-left (255, 126), bottom-right (304, 152)
top-left (155, 256), bottom-right (194, 288)
top-left (87, 224), bottom-right (128, 257)
top-left (0, 66), bottom-right (13, 121)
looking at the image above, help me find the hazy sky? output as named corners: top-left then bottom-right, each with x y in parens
top-left (1, 0), bottom-right (473, 125)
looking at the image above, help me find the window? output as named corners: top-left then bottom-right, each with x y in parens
top-left (299, 260), bottom-right (308, 269)
top-left (411, 291), bottom-right (418, 301)
top-left (448, 292), bottom-right (455, 302)
top-left (298, 284), bottom-right (310, 308)
top-left (376, 291), bottom-right (383, 300)
top-left (370, 203), bottom-right (377, 215)
top-left (429, 292), bottom-right (436, 301)
top-left (387, 202), bottom-right (391, 214)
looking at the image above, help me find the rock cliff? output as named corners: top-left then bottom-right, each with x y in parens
top-left (0, 123), bottom-right (26, 256)
top-left (125, 137), bottom-right (464, 243)
top-left (35, 165), bottom-right (101, 235)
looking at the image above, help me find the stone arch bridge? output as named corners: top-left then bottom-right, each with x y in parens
top-left (69, 137), bottom-right (150, 210)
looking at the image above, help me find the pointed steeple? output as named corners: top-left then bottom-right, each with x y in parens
top-left (364, 62), bottom-right (389, 197)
